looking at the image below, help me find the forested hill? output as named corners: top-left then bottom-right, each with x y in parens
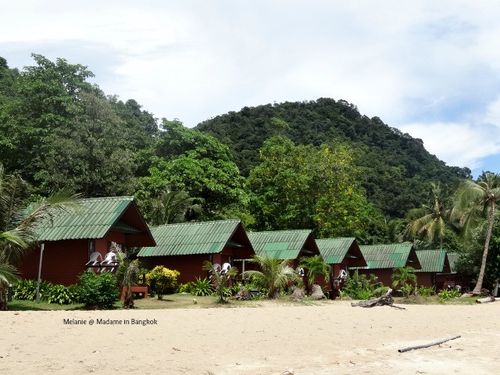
top-left (196, 99), bottom-right (471, 218)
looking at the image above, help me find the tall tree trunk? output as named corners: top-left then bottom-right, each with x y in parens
top-left (472, 201), bottom-right (496, 295)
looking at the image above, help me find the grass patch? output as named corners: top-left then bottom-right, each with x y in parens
top-left (8, 299), bottom-right (85, 311)
top-left (396, 295), bottom-right (477, 305)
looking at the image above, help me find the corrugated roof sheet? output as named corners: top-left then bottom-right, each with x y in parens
top-left (137, 220), bottom-right (241, 257)
top-left (358, 243), bottom-right (415, 269)
top-left (415, 249), bottom-right (447, 273)
top-left (447, 252), bottom-right (460, 273)
top-left (248, 230), bottom-right (312, 260)
top-left (316, 237), bottom-right (356, 264)
top-left (35, 196), bottom-right (133, 241)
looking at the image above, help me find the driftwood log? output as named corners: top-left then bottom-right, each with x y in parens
top-left (476, 296), bottom-right (500, 304)
top-left (351, 289), bottom-right (406, 310)
top-left (398, 335), bottom-right (461, 353)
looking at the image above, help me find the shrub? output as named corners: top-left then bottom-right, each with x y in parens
top-left (67, 284), bottom-right (84, 303)
top-left (438, 289), bottom-right (461, 301)
top-left (13, 280), bottom-right (51, 301)
top-left (178, 282), bottom-right (193, 294)
top-left (416, 286), bottom-right (435, 297)
top-left (79, 272), bottom-right (119, 309)
top-left (342, 271), bottom-right (380, 300)
top-left (190, 278), bottom-right (214, 296)
top-left (46, 284), bottom-right (75, 305)
top-left (145, 266), bottom-right (180, 299)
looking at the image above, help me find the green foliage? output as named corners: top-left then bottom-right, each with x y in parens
top-left (13, 279), bottom-right (80, 305)
top-left (145, 266), bottom-right (180, 299)
top-left (298, 256), bottom-right (331, 287)
top-left (135, 119), bottom-right (248, 220)
top-left (78, 272), bottom-right (119, 309)
top-left (406, 183), bottom-right (450, 248)
top-left (189, 278), bottom-right (214, 297)
top-left (452, 172), bottom-right (500, 294)
top-left (46, 284), bottom-right (75, 305)
top-left (438, 289), bottom-right (461, 301)
top-left (13, 279), bottom-right (40, 301)
top-left (391, 267), bottom-right (417, 297)
top-left (416, 286), bottom-right (435, 297)
top-left (203, 261), bottom-right (238, 303)
top-left (247, 136), bottom-right (386, 240)
top-left (342, 271), bottom-right (381, 300)
top-left (197, 99), bottom-right (469, 218)
top-left (243, 255), bottom-right (298, 299)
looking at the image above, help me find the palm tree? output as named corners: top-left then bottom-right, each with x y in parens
top-left (298, 255), bottom-right (331, 289)
top-left (391, 267), bottom-right (417, 297)
top-left (407, 183), bottom-right (448, 248)
top-left (452, 173), bottom-right (500, 295)
top-left (243, 255), bottom-right (298, 299)
top-left (121, 259), bottom-right (140, 309)
top-left (148, 189), bottom-right (202, 226)
top-left (203, 261), bottom-right (238, 303)
top-left (0, 165), bottom-right (77, 310)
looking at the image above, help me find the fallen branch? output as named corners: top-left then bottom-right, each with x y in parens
top-left (398, 335), bottom-right (461, 353)
top-left (351, 288), bottom-right (405, 309)
top-left (475, 296), bottom-right (500, 304)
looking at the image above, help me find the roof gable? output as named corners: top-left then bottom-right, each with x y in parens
top-left (35, 196), bottom-right (134, 241)
top-left (248, 229), bottom-right (317, 260)
top-left (316, 237), bottom-right (355, 264)
top-left (415, 249), bottom-right (449, 273)
top-left (137, 220), bottom-right (242, 257)
top-left (357, 243), bottom-right (421, 270)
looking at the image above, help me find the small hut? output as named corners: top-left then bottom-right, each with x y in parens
top-left (354, 243), bottom-right (421, 286)
top-left (137, 220), bottom-right (254, 284)
top-left (20, 196), bottom-right (155, 285)
top-left (247, 229), bottom-right (320, 266)
top-left (316, 237), bottom-right (366, 276)
top-left (415, 249), bottom-right (451, 289)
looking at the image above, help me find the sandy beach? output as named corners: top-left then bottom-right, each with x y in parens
top-left (1, 301), bottom-right (500, 374)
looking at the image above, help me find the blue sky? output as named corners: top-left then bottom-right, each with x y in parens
top-left (1, 0), bottom-right (500, 176)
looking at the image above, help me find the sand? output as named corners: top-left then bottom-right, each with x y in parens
top-left (1, 301), bottom-right (500, 374)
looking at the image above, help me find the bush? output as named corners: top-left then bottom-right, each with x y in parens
top-left (416, 286), bottom-right (435, 297)
top-left (438, 289), bottom-right (461, 301)
top-left (79, 272), bottom-right (119, 309)
top-left (190, 278), bottom-right (214, 296)
top-left (145, 266), bottom-right (180, 299)
top-left (46, 284), bottom-right (75, 305)
top-left (13, 280), bottom-right (78, 305)
top-left (342, 271), bottom-right (380, 300)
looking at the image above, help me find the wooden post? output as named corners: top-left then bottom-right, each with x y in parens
top-left (35, 243), bottom-right (45, 303)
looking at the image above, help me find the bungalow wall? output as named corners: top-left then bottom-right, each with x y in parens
top-left (356, 269), bottom-right (393, 287)
top-left (19, 232), bottom-right (128, 286)
top-left (416, 273), bottom-right (434, 288)
top-left (19, 239), bottom-right (89, 285)
top-left (141, 243), bottom-right (254, 285)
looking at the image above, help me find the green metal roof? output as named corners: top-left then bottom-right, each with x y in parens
top-left (447, 252), bottom-right (460, 273)
top-left (415, 249), bottom-right (447, 273)
top-left (248, 230), bottom-right (313, 260)
top-left (35, 196), bottom-right (134, 241)
top-left (316, 238), bottom-right (356, 264)
top-left (358, 243), bottom-right (418, 269)
top-left (137, 220), bottom-right (241, 257)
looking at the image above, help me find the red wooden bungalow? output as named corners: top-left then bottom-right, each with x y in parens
top-left (137, 220), bottom-right (254, 284)
top-left (435, 252), bottom-right (464, 289)
top-left (20, 196), bottom-right (155, 285)
top-left (316, 237), bottom-right (367, 298)
top-left (315, 237), bottom-right (366, 278)
top-left (415, 249), bottom-right (451, 289)
top-left (354, 243), bottom-right (421, 286)
top-left (247, 229), bottom-right (320, 267)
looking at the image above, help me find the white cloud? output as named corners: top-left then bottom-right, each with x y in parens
top-left (1, 1), bottom-right (500, 171)
top-left (398, 122), bottom-right (500, 169)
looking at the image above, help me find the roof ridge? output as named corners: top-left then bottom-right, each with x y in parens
top-left (151, 219), bottom-right (241, 229)
top-left (248, 229), bottom-right (312, 234)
